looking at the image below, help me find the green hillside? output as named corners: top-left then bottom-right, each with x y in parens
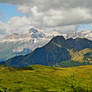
top-left (58, 48), bottom-right (92, 67)
top-left (0, 65), bottom-right (92, 92)
top-left (69, 48), bottom-right (92, 63)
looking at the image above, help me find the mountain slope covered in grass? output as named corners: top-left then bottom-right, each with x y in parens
top-left (0, 65), bottom-right (92, 92)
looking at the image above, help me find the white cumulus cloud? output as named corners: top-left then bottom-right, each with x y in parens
top-left (0, 0), bottom-right (92, 34)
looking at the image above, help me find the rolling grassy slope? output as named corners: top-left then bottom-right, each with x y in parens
top-left (0, 65), bottom-right (92, 92)
top-left (69, 48), bottom-right (92, 63)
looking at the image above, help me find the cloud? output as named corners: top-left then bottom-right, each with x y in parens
top-left (0, 16), bottom-right (77, 35)
top-left (0, 16), bottom-right (32, 34)
top-left (3, 0), bottom-right (92, 26)
top-left (0, 0), bottom-right (92, 34)
top-left (17, 6), bottom-right (92, 27)
top-left (1, 0), bottom-right (92, 10)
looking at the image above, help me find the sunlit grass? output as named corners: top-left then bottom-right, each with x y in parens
top-left (0, 65), bottom-right (92, 91)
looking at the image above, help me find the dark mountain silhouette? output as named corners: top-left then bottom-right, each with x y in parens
top-left (1, 36), bottom-right (92, 67)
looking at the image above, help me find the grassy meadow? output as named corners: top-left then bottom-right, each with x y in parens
top-left (0, 65), bottom-right (92, 92)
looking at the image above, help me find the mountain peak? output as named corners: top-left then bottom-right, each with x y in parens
top-left (1, 36), bottom-right (92, 67)
top-left (51, 36), bottom-right (65, 42)
top-left (29, 28), bottom-right (38, 33)
top-left (50, 36), bottom-right (65, 45)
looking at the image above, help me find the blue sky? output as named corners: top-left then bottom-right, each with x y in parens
top-left (0, 3), bottom-right (24, 22)
top-left (76, 24), bottom-right (92, 31)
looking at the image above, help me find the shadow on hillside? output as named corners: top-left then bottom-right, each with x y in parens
top-left (7, 67), bottom-right (34, 71)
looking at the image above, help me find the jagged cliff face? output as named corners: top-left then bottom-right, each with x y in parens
top-left (2, 36), bottom-right (92, 67)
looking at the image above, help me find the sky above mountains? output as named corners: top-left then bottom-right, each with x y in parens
top-left (0, 0), bottom-right (92, 35)
top-left (0, 4), bottom-right (23, 22)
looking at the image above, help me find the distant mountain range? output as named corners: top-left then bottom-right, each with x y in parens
top-left (0, 27), bottom-right (59, 60)
top-left (0, 28), bottom-right (92, 61)
top-left (65, 30), bottom-right (92, 40)
top-left (1, 35), bottom-right (92, 67)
